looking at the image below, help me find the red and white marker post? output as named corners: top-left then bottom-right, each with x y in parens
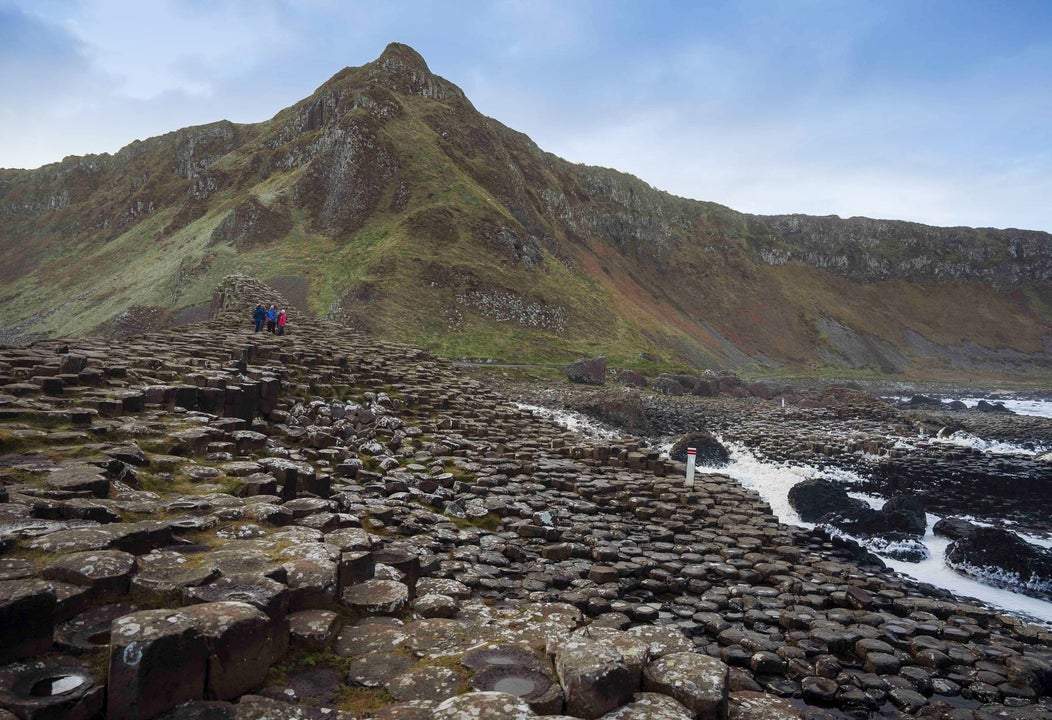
top-left (685, 447), bottom-right (697, 488)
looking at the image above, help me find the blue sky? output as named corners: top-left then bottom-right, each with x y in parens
top-left (2, 0), bottom-right (1051, 231)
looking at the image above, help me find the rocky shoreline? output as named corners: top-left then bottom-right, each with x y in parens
top-left (1, 276), bottom-right (1051, 720)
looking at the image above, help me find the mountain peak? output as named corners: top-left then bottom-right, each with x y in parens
top-left (362, 42), bottom-right (462, 102)
top-left (375, 42), bottom-right (431, 75)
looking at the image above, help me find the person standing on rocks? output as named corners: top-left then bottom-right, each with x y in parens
top-left (276, 308), bottom-right (287, 335)
top-left (265, 305), bottom-right (277, 333)
top-left (252, 304), bottom-right (265, 333)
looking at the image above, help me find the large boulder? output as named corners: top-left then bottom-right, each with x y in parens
top-left (642, 652), bottom-right (728, 720)
top-left (668, 433), bottom-right (730, 468)
top-left (565, 357), bottom-right (606, 385)
top-left (787, 479), bottom-right (866, 523)
top-left (569, 388), bottom-right (648, 432)
top-left (946, 527), bottom-right (1052, 598)
top-left (553, 637), bottom-right (633, 719)
top-left (878, 494), bottom-right (928, 535)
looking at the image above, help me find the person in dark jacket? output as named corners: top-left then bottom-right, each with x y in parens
top-left (253, 304), bottom-right (265, 333)
top-left (266, 305), bottom-right (277, 333)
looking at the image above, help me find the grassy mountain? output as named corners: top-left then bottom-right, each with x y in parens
top-left (1, 43), bottom-right (1049, 381)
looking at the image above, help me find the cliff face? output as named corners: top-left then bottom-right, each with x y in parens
top-left (0, 43), bottom-right (1049, 380)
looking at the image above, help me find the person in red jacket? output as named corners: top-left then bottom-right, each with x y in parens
top-left (276, 309), bottom-right (287, 335)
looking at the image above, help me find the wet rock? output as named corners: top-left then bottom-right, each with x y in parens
top-left (946, 526), bottom-right (1052, 598)
top-left (469, 665), bottom-right (563, 715)
top-left (643, 652), bottom-right (729, 720)
top-left (0, 656), bottom-right (104, 720)
top-left (788, 479), bottom-right (865, 522)
top-left (933, 517), bottom-right (979, 541)
top-left (108, 609), bottom-right (208, 720)
top-left (668, 432), bottom-right (730, 467)
top-left (55, 603), bottom-right (138, 654)
top-left (879, 493), bottom-right (928, 535)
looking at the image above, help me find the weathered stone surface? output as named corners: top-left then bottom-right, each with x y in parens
top-left (341, 579), bottom-right (409, 615)
top-left (184, 575), bottom-right (289, 624)
top-left (643, 652), bottom-right (729, 720)
top-left (387, 665), bottom-right (461, 701)
top-left (0, 656), bottom-right (105, 720)
top-left (42, 549), bottom-right (136, 603)
top-left (432, 691), bottom-right (537, 719)
top-left (182, 601), bottom-right (280, 700)
top-left (108, 609), bottom-right (208, 720)
top-left (0, 579), bottom-right (56, 664)
top-left (565, 357), bottom-right (606, 385)
top-left (601, 692), bottom-right (692, 720)
top-left (553, 637), bottom-right (633, 719)
top-left (288, 609), bottom-right (340, 652)
top-left (55, 602), bottom-right (138, 654)
top-left (728, 690), bottom-right (801, 719)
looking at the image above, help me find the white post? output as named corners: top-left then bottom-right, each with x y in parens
top-left (685, 447), bottom-right (697, 488)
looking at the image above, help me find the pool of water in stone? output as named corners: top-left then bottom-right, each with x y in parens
top-left (522, 398), bottom-right (1052, 627)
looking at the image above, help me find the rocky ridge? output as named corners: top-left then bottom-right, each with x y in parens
top-left (0, 276), bottom-right (1051, 719)
top-left (0, 44), bottom-right (1049, 378)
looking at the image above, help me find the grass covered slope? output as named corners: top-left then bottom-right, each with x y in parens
top-left (0, 43), bottom-right (1049, 381)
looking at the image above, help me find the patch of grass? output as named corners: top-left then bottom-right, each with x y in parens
top-left (334, 686), bottom-right (395, 715)
top-left (447, 512), bottom-right (501, 532)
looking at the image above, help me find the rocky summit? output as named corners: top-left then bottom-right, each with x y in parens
top-left (0, 275), bottom-right (1050, 720)
top-left (0, 43), bottom-right (1049, 380)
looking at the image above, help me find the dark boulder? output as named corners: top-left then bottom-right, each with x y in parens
top-left (565, 357), bottom-right (606, 385)
top-left (616, 370), bottom-right (648, 387)
top-left (946, 527), bottom-right (1052, 598)
top-left (568, 388), bottom-right (648, 432)
top-left (651, 374), bottom-right (687, 395)
top-left (906, 394), bottom-right (941, 407)
top-left (946, 400), bottom-right (968, 410)
top-left (880, 494), bottom-right (928, 535)
top-left (788, 479), bottom-right (867, 523)
top-left (933, 517), bottom-right (978, 541)
top-left (668, 432), bottom-right (730, 467)
top-left (975, 400), bottom-right (1013, 414)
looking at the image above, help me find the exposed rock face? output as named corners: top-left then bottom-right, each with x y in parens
top-left (565, 357), bottom-right (607, 385)
top-left (787, 479), bottom-right (865, 523)
top-left (0, 45), bottom-right (1048, 378)
top-left (753, 213), bottom-right (1052, 288)
top-left (668, 432), bottom-right (730, 467)
top-left (947, 527), bottom-right (1052, 599)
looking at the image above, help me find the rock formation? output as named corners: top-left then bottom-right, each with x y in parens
top-left (0, 276), bottom-right (1051, 719)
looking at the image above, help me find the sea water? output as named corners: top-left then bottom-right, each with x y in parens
top-left (518, 399), bottom-right (1052, 625)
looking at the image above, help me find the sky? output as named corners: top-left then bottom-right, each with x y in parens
top-left (2, 0), bottom-right (1051, 232)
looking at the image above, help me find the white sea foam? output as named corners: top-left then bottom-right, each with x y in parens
top-left (514, 403), bottom-right (623, 440)
top-left (929, 430), bottom-right (1049, 456)
top-left (715, 443), bottom-right (1052, 625)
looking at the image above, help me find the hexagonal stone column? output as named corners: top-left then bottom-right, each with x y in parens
top-left (182, 601), bottom-right (280, 700)
top-left (643, 652), bottom-right (728, 720)
top-left (0, 579), bottom-right (56, 663)
top-left (553, 637), bottom-right (634, 719)
top-left (107, 609), bottom-right (208, 720)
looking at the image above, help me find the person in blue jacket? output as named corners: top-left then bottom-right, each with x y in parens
top-left (265, 305), bottom-right (278, 333)
top-left (252, 304), bottom-right (265, 333)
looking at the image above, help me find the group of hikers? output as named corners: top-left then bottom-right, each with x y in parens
top-left (252, 304), bottom-right (287, 334)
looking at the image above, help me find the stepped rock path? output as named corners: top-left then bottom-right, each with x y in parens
top-left (0, 275), bottom-right (1050, 720)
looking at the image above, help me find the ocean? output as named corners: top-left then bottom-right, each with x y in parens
top-left (520, 396), bottom-right (1052, 627)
